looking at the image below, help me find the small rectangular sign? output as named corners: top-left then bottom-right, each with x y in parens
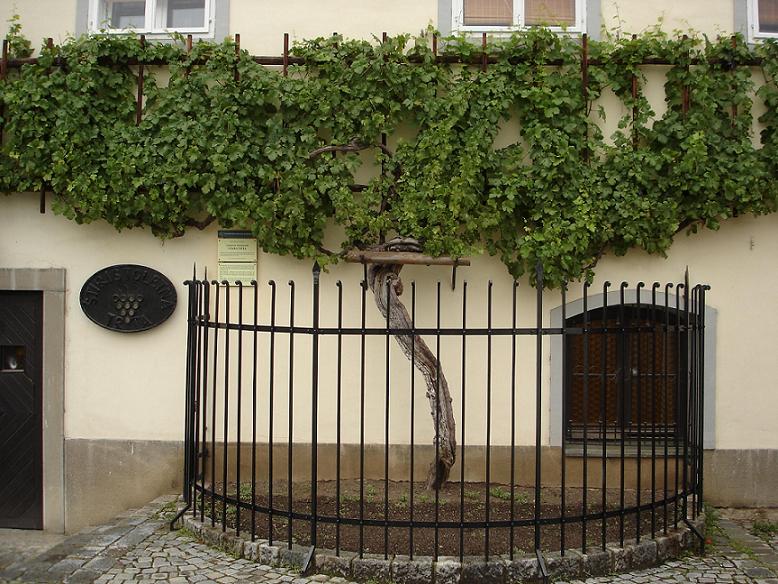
top-left (218, 231), bottom-right (257, 263)
top-left (217, 230), bottom-right (257, 284)
top-left (217, 262), bottom-right (257, 284)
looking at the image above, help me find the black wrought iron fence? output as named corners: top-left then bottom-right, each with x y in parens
top-left (177, 264), bottom-right (709, 563)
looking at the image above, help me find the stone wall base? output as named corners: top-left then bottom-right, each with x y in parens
top-left (64, 439), bottom-right (183, 533)
top-left (179, 513), bottom-right (706, 583)
top-left (59, 439), bottom-right (778, 533)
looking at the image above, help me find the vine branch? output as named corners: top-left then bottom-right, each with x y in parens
top-left (308, 140), bottom-right (394, 159)
top-left (185, 216), bottom-right (217, 230)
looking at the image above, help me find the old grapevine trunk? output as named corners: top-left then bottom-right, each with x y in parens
top-left (368, 263), bottom-right (457, 490)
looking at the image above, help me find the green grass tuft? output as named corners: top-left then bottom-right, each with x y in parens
top-left (752, 520), bottom-right (778, 541)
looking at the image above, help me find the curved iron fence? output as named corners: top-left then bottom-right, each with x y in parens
top-left (178, 264), bottom-right (709, 563)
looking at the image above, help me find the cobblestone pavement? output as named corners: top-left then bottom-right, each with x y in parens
top-left (0, 496), bottom-right (341, 584)
top-left (0, 495), bottom-right (776, 583)
top-left (558, 508), bottom-right (778, 584)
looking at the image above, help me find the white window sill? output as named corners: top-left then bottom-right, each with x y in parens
top-left (451, 26), bottom-right (586, 36)
top-left (751, 32), bottom-right (778, 41)
top-left (565, 442), bottom-right (685, 459)
top-left (87, 29), bottom-right (215, 40)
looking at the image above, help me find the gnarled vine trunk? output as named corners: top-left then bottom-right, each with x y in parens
top-left (367, 261), bottom-right (456, 490)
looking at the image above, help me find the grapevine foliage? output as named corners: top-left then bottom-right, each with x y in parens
top-left (1, 25), bottom-right (777, 287)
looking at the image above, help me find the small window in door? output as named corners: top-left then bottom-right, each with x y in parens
top-left (1, 345), bottom-right (25, 372)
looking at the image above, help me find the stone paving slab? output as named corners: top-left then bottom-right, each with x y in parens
top-left (0, 529), bottom-right (67, 574)
top-left (0, 496), bottom-right (776, 583)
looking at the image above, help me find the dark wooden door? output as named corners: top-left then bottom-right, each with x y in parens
top-left (0, 291), bottom-right (43, 529)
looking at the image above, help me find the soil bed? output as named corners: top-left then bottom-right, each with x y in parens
top-left (198, 480), bottom-right (677, 557)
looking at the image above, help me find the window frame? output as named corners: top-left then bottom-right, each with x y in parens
top-left (88, 0), bottom-right (214, 37)
top-left (748, 0), bottom-right (778, 41)
top-left (451, 0), bottom-right (587, 34)
top-left (548, 288), bottom-right (716, 452)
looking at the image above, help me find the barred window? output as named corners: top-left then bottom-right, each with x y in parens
top-left (564, 305), bottom-right (685, 443)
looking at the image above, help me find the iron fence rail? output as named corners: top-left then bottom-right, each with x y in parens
top-left (178, 264), bottom-right (709, 562)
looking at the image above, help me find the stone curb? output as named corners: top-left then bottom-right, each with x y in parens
top-left (179, 513), bottom-right (705, 583)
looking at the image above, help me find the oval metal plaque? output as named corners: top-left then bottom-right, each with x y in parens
top-left (80, 265), bottom-right (177, 333)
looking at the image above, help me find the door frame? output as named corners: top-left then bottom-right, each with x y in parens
top-left (0, 268), bottom-right (65, 533)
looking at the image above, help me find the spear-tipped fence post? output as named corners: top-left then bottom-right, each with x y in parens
top-left (310, 261), bottom-right (320, 547)
top-left (534, 261), bottom-right (543, 551)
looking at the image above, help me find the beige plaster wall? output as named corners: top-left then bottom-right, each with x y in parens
top-left (1, 2), bottom-right (776, 519)
top-left (0, 194), bottom-right (215, 442)
top-left (194, 209), bottom-right (778, 452)
top-left (580, 215), bottom-right (778, 451)
top-left (2, 192), bottom-right (778, 451)
top-left (603, 0), bottom-right (736, 37)
top-left (231, 0), bottom-right (437, 55)
top-left (0, 0), bottom-right (740, 54)
top-left (0, 0), bottom-right (76, 47)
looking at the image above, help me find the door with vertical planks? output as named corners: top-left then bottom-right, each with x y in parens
top-left (0, 291), bottom-right (43, 529)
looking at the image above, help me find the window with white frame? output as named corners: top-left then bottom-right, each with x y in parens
top-left (452, 0), bottom-right (586, 32)
top-left (750, 0), bottom-right (778, 39)
top-left (90, 0), bottom-right (212, 35)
